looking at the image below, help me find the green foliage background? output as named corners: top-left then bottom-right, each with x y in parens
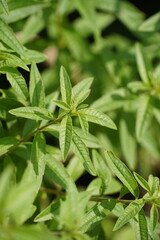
top-left (0, 0), bottom-right (160, 239)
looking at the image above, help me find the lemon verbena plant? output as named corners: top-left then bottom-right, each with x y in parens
top-left (0, 0), bottom-right (160, 240)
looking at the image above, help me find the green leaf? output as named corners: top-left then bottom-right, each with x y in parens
top-left (60, 66), bottom-right (72, 106)
top-left (0, 67), bottom-right (29, 101)
top-left (133, 209), bottom-right (149, 240)
top-left (0, 51), bottom-right (29, 70)
top-left (77, 108), bottom-right (117, 130)
top-left (148, 175), bottom-right (159, 196)
top-left (0, 166), bottom-right (14, 209)
top-left (31, 132), bottom-right (46, 177)
top-left (53, 100), bottom-right (70, 110)
top-left (23, 49), bottom-right (47, 64)
top-left (0, 137), bottom-right (18, 156)
top-left (1, 0), bottom-right (47, 24)
top-left (72, 77), bottom-right (93, 106)
top-left (60, 115), bottom-right (72, 160)
top-left (67, 155), bottom-right (85, 182)
top-left (0, 17), bottom-right (26, 56)
top-left (139, 12), bottom-right (160, 32)
top-left (0, 0), bottom-right (8, 14)
top-left (92, 150), bottom-right (111, 194)
top-left (45, 154), bottom-right (76, 191)
top-left (113, 199), bottom-right (144, 231)
top-left (74, 0), bottom-right (99, 36)
top-left (34, 198), bottom-right (61, 222)
top-left (150, 205), bottom-right (158, 232)
top-left (119, 112), bottom-right (137, 170)
top-left (29, 63), bottom-right (45, 107)
top-left (9, 106), bottom-right (55, 121)
top-left (136, 95), bottom-right (151, 141)
top-left (80, 199), bottom-right (116, 232)
top-left (71, 129), bottom-right (96, 176)
top-left (105, 151), bottom-right (139, 198)
top-left (135, 43), bottom-right (151, 84)
top-left (133, 172), bottom-right (151, 193)
top-left (78, 114), bottom-right (89, 135)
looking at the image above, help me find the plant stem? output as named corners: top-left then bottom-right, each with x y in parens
top-left (0, 114), bottom-right (66, 159)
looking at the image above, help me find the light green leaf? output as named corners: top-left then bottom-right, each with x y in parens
top-left (133, 172), bottom-right (150, 193)
top-left (9, 107), bottom-right (55, 121)
top-left (53, 100), bottom-right (70, 110)
top-left (136, 95), bottom-right (151, 141)
top-left (30, 63), bottom-right (45, 107)
top-left (1, 0), bottom-right (47, 23)
top-left (148, 175), bottom-right (159, 196)
top-left (72, 232), bottom-right (92, 240)
top-left (92, 150), bottom-right (111, 194)
top-left (74, 0), bottom-right (99, 36)
top-left (78, 114), bottom-right (89, 135)
top-left (23, 49), bottom-right (47, 64)
top-left (31, 132), bottom-right (46, 177)
top-left (34, 199), bottom-right (61, 222)
top-left (71, 129), bottom-right (96, 176)
top-left (60, 115), bottom-right (72, 160)
top-left (0, 51), bottom-right (29, 70)
top-left (0, 67), bottom-right (29, 101)
top-left (72, 77), bottom-right (93, 106)
top-left (119, 112), bottom-right (137, 170)
top-left (0, 137), bottom-right (18, 156)
top-left (77, 108), bottom-right (117, 130)
top-left (0, 166), bottom-right (13, 209)
top-left (113, 199), bottom-right (144, 231)
top-left (136, 43), bottom-right (151, 84)
top-left (0, 0), bottom-right (8, 14)
top-left (0, 18), bottom-right (26, 56)
top-left (150, 205), bottom-right (158, 232)
top-left (134, 209), bottom-right (149, 240)
top-left (60, 66), bottom-right (72, 106)
top-left (105, 151), bottom-right (139, 198)
top-left (21, 11), bottom-right (45, 44)
top-left (139, 12), bottom-right (160, 32)
top-left (45, 154), bottom-right (76, 191)
top-left (80, 199), bottom-right (116, 232)
top-left (67, 155), bottom-right (85, 182)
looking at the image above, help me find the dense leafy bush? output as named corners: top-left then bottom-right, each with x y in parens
top-left (0, 0), bottom-right (160, 239)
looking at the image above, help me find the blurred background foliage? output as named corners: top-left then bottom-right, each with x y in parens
top-left (1, 0), bottom-right (160, 239)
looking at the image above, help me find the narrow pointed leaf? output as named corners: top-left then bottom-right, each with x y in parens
top-left (45, 154), bottom-right (76, 192)
top-left (113, 199), bottom-right (144, 231)
top-left (53, 100), bottom-right (70, 110)
top-left (136, 95), bottom-right (151, 141)
top-left (133, 172), bottom-right (150, 193)
top-left (9, 107), bottom-right (55, 121)
top-left (80, 199), bottom-right (116, 232)
top-left (105, 151), bottom-right (139, 198)
top-left (78, 114), bottom-right (89, 135)
top-left (60, 66), bottom-right (72, 105)
top-left (150, 205), bottom-right (158, 231)
top-left (31, 132), bottom-right (46, 177)
top-left (136, 43), bottom-right (151, 84)
top-left (72, 129), bottom-right (96, 176)
top-left (29, 63), bottom-right (45, 107)
top-left (92, 150), bottom-right (111, 194)
top-left (0, 67), bottom-right (29, 101)
top-left (77, 108), bottom-right (117, 130)
top-left (0, 0), bottom-right (8, 14)
top-left (72, 77), bottom-right (93, 106)
top-left (119, 112), bottom-right (137, 170)
top-left (0, 18), bottom-right (26, 56)
top-left (139, 12), bottom-right (160, 32)
top-left (134, 209), bottom-right (149, 240)
top-left (60, 115), bottom-right (72, 160)
top-left (0, 51), bottom-right (29, 70)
